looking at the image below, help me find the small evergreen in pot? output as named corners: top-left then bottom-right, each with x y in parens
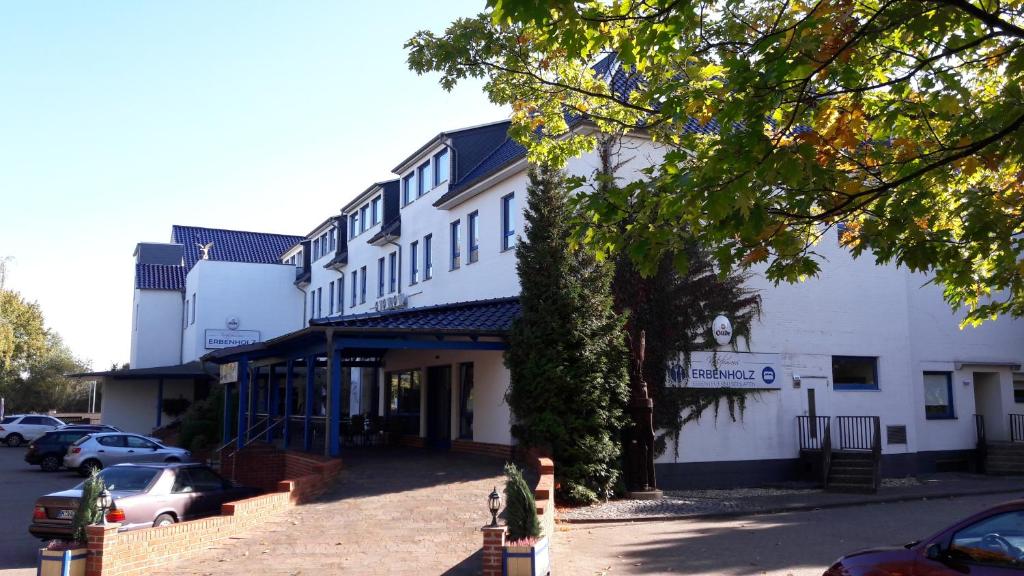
top-left (502, 463), bottom-right (549, 576)
top-left (38, 469), bottom-right (105, 576)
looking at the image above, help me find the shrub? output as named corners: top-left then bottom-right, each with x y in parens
top-left (504, 463), bottom-right (541, 541)
top-left (71, 468), bottom-right (104, 543)
top-left (178, 388), bottom-right (223, 453)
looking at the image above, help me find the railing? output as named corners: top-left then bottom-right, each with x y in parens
top-left (821, 420), bottom-right (833, 489)
top-left (836, 416), bottom-right (879, 451)
top-left (870, 416), bottom-right (882, 492)
top-left (975, 414), bottom-right (987, 473)
top-left (796, 416), bottom-right (831, 451)
top-left (1011, 414), bottom-right (1024, 443)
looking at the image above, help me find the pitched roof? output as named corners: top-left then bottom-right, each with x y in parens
top-left (314, 297), bottom-right (520, 335)
top-left (436, 137), bottom-right (528, 206)
top-left (171, 225), bottom-right (304, 271)
top-left (392, 120), bottom-right (512, 175)
top-left (135, 263), bottom-right (187, 290)
top-left (68, 361), bottom-right (217, 380)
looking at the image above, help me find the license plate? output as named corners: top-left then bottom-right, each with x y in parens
top-left (56, 509), bottom-right (75, 520)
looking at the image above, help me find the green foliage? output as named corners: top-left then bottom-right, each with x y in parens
top-left (504, 162), bottom-right (630, 505)
top-left (503, 462), bottom-right (542, 541)
top-left (71, 468), bottom-right (105, 544)
top-left (409, 0), bottom-right (1024, 326)
top-left (178, 387), bottom-right (223, 453)
top-left (161, 397), bottom-right (192, 420)
top-left (0, 289), bottom-right (91, 412)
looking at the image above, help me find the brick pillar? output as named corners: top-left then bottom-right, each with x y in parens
top-left (85, 523), bottom-right (120, 576)
top-left (482, 525), bottom-right (507, 576)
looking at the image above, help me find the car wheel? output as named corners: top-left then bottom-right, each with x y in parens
top-left (153, 513), bottom-right (176, 527)
top-left (165, 457), bottom-right (180, 463)
top-left (78, 459), bottom-right (102, 477)
top-left (6, 433), bottom-right (24, 448)
top-left (40, 455), bottom-right (60, 472)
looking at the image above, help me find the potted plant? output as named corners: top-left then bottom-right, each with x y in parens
top-left (502, 463), bottom-right (550, 576)
top-left (37, 469), bottom-right (105, 576)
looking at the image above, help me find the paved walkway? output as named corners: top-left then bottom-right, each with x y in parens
top-left (149, 447), bottom-right (504, 576)
top-left (560, 473), bottom-right (1024, 522)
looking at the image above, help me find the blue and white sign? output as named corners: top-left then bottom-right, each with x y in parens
top-left (666, 351), bottom-right (783, 389)
top-left (204, 329), bottom-right (261, 350)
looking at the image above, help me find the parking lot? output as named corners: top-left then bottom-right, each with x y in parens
top-left (0, 445), bottom-right (87, 575)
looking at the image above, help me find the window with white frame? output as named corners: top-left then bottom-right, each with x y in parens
top-left (434, 149), bottom-right (449, 186)
top-left (468, 211), bottom-right (479, 263)
top-left (424, 234), bottom-right (433, 280)
top-left (338, 276), bottom-right (344, 315)
top-left (410, 240), bottom-right (419, 285)
top-left (360, 205), bottom-right (369, 233)
top-left (501, 193), bottom-right (516, 251)
top-left (313, 238), bottom-right (320, 260)
top-left (329, 281), bottom-right (335, 315)
top-left (389, 251), bottom-right (397, 293)
top-left (417, 162), bottom-right (431, 197)
top-left (1015, 375), bottom-right (1024, 403)
top-left (377, 257), bottom-right (385, 298)
top-left (316, 287), bottom-right (322, 318)
top-left (190, 293), bottom-right (196, 325)
top-left (351, 271), bottom-right (358, 307)
top-left (403, 173), bottom-right (415, 205)
top-left (450, 220), bottom-right (461, 269)
top-left (350, 213), bottom-right (358, 239)
top-left (360, 266), bottom-right (367, 303)
top-left (371, 195), bottom-right (382, 225)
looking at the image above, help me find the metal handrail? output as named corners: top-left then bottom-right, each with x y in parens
top-left (822, 421), bottom-right (832, 489)
top-left (871, 416), bottom-right (882, 492)
top-left (1010, 414), bottom-right (1024, 443)
top-left (211, 415), bottom-right (270, 458)
top-left (223, 417), bottom-right (286, 481)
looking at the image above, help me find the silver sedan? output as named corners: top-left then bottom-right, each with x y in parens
top-left (63, 433), bottom-right (191, 476)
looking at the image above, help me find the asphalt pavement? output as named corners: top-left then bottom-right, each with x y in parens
top-left (0, 445), bottom-right (86, 575)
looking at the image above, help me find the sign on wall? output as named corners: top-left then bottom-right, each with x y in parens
top-left (666, 351), bottom-right (782, 389)
top-left (219, 362), bottom-right (238, 384)
top-left (205, 329), bottom-right (261, 350)
top-left (375, 293), bottom-right (408, 312)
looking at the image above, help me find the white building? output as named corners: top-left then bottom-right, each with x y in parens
top-left (118, 119), bottom-right (1024, 489)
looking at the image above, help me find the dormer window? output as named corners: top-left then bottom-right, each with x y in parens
top-left (350, 212), bottom-right (359, 239)
top-left (434, 149), bottom-right (449, 186)
top-left (371, 195), bottom-right (382, 225)
top-left (417, 162), bottom-right (431, 198)
top-left (403, 174), bottom-right (415, 205)
top-left (360, 205), bottom-right (369, 233)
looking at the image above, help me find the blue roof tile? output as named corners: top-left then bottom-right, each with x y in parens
top-left (313, 297), bottom-right (520, 334)
top-left (135, 263), bottom-right (186, 290)
top-left (171, 225), bottom-right (304, 271)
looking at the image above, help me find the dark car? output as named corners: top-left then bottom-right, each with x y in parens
top-left (24, 430), bottom-right (93, 471)
top-left (825, 500), bottom-right (1024, 575)
top-left (56, 424), bottom-right (122, 433)
top-left (29, 463), bottom-right (261, 540)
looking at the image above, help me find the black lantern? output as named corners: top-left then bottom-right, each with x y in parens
top-left (97, 488), bottom-right (112, 525)
top-left (488, 486), bottom-right (501, 527)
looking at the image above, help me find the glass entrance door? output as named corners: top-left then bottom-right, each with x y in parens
top-left (426, 365), bottom-right (452, 449)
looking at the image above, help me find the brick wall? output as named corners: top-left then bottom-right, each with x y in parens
top-left (451, 439), bottom-right (514, 460)
top-left (85, 448), bottom-right (341, 576)
top-left (480, 455), bottom-right (556, 576)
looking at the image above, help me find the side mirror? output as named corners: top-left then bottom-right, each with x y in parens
top-left (926, 543), bottom-right (944, 561)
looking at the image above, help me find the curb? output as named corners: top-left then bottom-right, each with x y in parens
top-left (557, 486), bottom-right (1024, 524)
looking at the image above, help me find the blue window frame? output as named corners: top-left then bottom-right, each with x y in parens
top-left (328, 281), bottom-right (335, 315)
top-left (338, 276), bottom-right (344, 315)
top-left (924, 372), bottom-right (955, 419)
top-left (316, 287), bottom-right (322, 319)
top-left (450, 220), bottom-right (461, 270)
top-left (832, 356), bottom-right (878, 390)
top-left (417, 162), bottom-right (431, 197)
top-left (424, 234), bottom-right (433, 280)
top-left (349, 215), bottom-right (357, 239)
top-left (403, 173), bottom-right (415, 206)
top-left (377, 257), bottom-right (385, 298)
top-left (388, 251), bottom-right (397, 293)
top-left (410, 240), bottom-right (419, 285)
top-left (371, 195), bottom-right (381, 225)
top-left (434, 149), bottom-right (449, 185)
top-left (359, 266), bottom-right (367, 304)
top-left (350, 271), bottom-right (358, 307)
top-left (468, 211), bottom-right (479, 264)
top-left (501, 193), bottom-right (516, 251)
top-left (360, 206), bottom-right (369, 233)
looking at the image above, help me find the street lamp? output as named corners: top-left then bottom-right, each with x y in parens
top-left (488, 486), bottom-right (501, 527)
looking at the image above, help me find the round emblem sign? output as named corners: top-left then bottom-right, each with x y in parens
top-left (712, 315), bottom-right (733, 346)
top-left (226, 316), bottom-right (240, 331)
top-left (761, 366), bottom-right (776, 385)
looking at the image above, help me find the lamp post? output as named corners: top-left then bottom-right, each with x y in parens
top-left (488, 486), bottom-right (501, 527)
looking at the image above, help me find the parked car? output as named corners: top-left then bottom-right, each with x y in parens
top-left (25, 430), bottom-right (94, 471)
top-left (0, 414), bottom-right (66, 447)
top-left (29, 463), bottom-right (261, 539)
top-left (63, 433), bottom-right (191, 476)
top-left (56, 424), bottom-right (122, 433)
top-left (825, 499), bottom-right (1024, 575)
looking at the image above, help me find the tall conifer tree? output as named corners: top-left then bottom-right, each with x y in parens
top-left (506, 163), bottom-right (629, 505)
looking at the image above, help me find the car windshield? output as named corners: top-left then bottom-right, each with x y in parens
top-left (78, 468), bottom-right (160, 492)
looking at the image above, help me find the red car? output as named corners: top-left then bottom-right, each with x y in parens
top-left (825, 500), bottom-right (1024, 575)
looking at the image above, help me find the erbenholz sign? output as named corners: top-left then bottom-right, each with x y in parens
top-left (204, 329), bottom-right (261, 350)
top-left (666, 351), bottom-right (782, 389)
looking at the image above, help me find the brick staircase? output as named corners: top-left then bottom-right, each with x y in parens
top-left (826, 450), bottom-right (879, 493)
top-left (985, 442), bottom-right (1024, 475)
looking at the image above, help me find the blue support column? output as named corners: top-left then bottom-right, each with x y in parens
top-left (155, 378), bottom-right (164, 429)
top-left (303, 355), bottom-right (314, 452)
top-left (236, 358), bottom-right (249, 450)
top-left (283, 360), bottom-right (294, 449)
top-left (222, 382), bottom-right (233, 446)
top-left (266, 364), bottom-right (278, 443)
top-left (328, 348), bottom-right (342, 458)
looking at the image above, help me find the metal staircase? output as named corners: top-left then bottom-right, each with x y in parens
top-left (797, 415), bottom-right (881, 493)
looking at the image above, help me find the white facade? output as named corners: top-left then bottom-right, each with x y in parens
top-left (130, 289), bottom-right (183, 369)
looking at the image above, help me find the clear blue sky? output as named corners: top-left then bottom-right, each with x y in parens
top-left (0, 1), bottom-right (501, 370)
